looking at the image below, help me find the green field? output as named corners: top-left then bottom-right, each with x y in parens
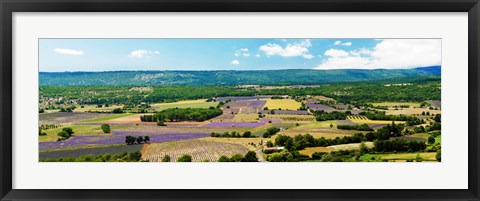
top-left (39, 124), bottom-right (135, 142)
top-left (80, 113), bottom-right (136, 122)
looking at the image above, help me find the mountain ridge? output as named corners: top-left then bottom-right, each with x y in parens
top-left (39, 66), bottom-right (441, 86)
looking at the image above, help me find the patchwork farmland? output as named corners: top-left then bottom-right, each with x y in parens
top-left (39, 72), bottom-right (441, 162)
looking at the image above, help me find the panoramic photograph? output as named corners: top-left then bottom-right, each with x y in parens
top-left (38, 38), bottom-right (441, 162)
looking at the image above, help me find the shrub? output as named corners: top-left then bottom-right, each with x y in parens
top-left (218, 155), bottom-right (231, 162)
top-left (161, 155), bottom-right (171, 162)
top-left (177, 154), bottom-right (192, 162)
top-left (242, 151), bottom-right (258, 162)
top-left (101, 124), bottom-right (111, 133)
top-left (62, 127), bottom-right (74, 135)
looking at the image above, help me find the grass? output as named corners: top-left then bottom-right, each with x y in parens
top-left (232, 114), bottom-right (260, 122)
top-left (295, 121), bottom-right (338, 129)
top-left (370, 152), bottom-right (437, 161)
top-left (299, 147), bottom-right (332, 156)
top-left (327, 142), bottom-right (374, 151)
top-left (385, 108), bottom-right (441, 116)
top-left (250, 123), bottom-right (297, 137)
top-left (39, 124), bottom-right (135, 142)
top-left (151, 99), bottom-right (218, 111)
top-left (347, 115), bottom-right (405, 125)
top-left (264, 99), bottom-right (302, 110)
top-left (369, 102), bottom-right (421, 108)
top-left (74, 104), bottom-right (125, 112)
top-left (80, 113), bottom-right (135, 122)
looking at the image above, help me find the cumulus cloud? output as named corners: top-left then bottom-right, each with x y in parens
top-left (54, 48), bottom-right (84, 55)
top-left (235, 48), bottom-right (250, 57)
top-left (231, 60), bottom-right (240, 65)
top-left (315, 39), bottom-right (441, 69)
top-left (259, 39), bottom-right (313, 59)
top-left (129, 49), bottom-right (160, 58)
top-left (255, 54), bottom-right (261, 58)
top-left (333, 41), bottom-right (352, 46)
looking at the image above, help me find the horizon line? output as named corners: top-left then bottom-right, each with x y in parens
top-left (39, 65), bottom-right (441, 73)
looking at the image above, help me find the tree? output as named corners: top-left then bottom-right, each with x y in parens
top-left (161, 155), bottom-right (171, 162)
top-left (427, 135), bottom-right (436, 144)
top-left (157, 119), bottom-right (166, 126)
top-left (436, 149), bottom-right (441, 162)
top-left (62, 127), bottom-right (74, 135)
top-left (101, 124), bottom-right (111, 133)
top-left (218, 156), bottom-right (230, 162)
top-left (434, 114), bottom-right (441, 122)
top-left (125, 135), bottom-right (136, 145)
top-left (112, 108), bottom-right (124, 113)
top-left (230, 154), bottom-right (244, 162)
top-left (266, 141), bottom-right (274, 147)
top-left (359, 141), bottom-right (369, 154)
top-left (177, 154), bottom-right (192, 162)
top-left (242, 151), bottom-right (258, 162)
top-left (136, 136), bottom-right (144, 144)
top-left (57, 131), bottom-right (70, 140)
top-left (242, 131), bottom-right (252, 138)
top-left (144, 136), bottom-right (150, 143)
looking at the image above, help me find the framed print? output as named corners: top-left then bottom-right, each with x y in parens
top-left (1, 0), bottom-right (479, 201)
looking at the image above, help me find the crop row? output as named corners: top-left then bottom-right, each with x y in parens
top-left (143, 139), bottom-right (249, 162)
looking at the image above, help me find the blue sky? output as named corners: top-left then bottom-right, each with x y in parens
top-left (39, 38), bottom-right (441, 72)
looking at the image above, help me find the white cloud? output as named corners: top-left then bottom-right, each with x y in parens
top-left (281, 39), bottom-right (287, 42)
top-left (333, 41), bottom-right (352, 46)
top-left (324, 49), bottom-right (349, 57)
top-left (54, 48), bottom-right (84, 55)
top-left (315, 39), bottom-right (441, 69)
top-left (255, 54), bottom-right (261, 58)
top-left (235, 48), bottom-right (250, 57)
top-left (259, 39), bottom-right (313, 59)
top-left (129, 49), bottom-right (160, 58)
top-left (231, 60), bottom-right (240, 65)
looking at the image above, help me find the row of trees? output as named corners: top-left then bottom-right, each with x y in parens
top-left (210, 131), bottom-right (254, 138)
top-left (337, 124), bottom-right (373, 131)
top-left (313, 110), bottom-right (348, 121)
top-left (125, 135), bottom-right (150, 145)
top-left (218, 151), bottom-right (258, 162)
top-left (262, 127), bottom-right (281, 138)
top-left (40, 151), bottom-right (143, 162)
top-left (140, 107), bottom-right (223, 122)
top-left (373, 139), bottom-right (427, 152)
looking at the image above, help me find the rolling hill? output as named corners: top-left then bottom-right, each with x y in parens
top-left (39, 66), bottom-right (441, 86)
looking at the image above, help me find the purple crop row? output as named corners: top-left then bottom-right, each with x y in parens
top-left (39, 132), bottom-right (210, 151)
top-left (306, 103), bottom-right (336, 111)
top-left (249, 100), bottom-right (267, 108)
top-left (259, 110), bottom-right (311, 115)
top-left (215, 96), bottom-right (271, 102)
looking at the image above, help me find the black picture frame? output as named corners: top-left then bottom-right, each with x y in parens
top-left (1, 0), bottom-right (479, 200)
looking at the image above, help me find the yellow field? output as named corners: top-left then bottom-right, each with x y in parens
top-left (369, 102), bottom-right (421, 108)
top-left (327, 142), bottom-right (374, 151)
top-left (264, 114), bottom-right (315, 122)
top-left (264, 99), bottom-right (302, 110)
top-left (385, 108), bottom-right (441, 116)
top-left (373, 152), bottom-right (437, 161)
top-left (299, 147), bottom-right (332, 156)
top-left (232, 114), bottom-right (260, 122)
top-left (347, 115), bottom-right (405, 124)
top-left (312, 96), bottom-right (335, 101)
